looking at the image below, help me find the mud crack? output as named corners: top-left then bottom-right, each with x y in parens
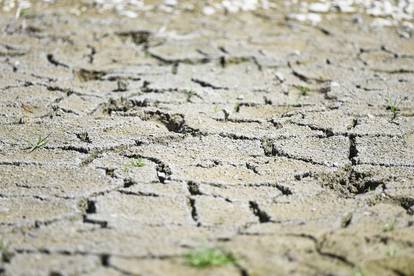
top-left (249, 201), bottom-right (271, 223)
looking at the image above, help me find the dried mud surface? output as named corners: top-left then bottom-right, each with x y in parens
top-left (0, 3), bottom-right (414, 276)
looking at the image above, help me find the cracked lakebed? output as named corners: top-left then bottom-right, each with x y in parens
top-left (0, 2), bottom-right (414, 276)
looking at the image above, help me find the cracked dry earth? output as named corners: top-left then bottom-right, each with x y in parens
top-left (1, 4), bottom-right (414, 276)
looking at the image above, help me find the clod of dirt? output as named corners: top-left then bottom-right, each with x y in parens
top-left (75, 68), bottom-right (107, 82)
top-left (318, 165), bottom-right (384, 197)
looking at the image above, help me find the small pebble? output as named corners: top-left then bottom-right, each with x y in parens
top-left (308, 2), bottom-right (330, 13)
top-left (275, 71), bottom-right (285, 83)
top-left (203, 6), bottom-right (215, 15)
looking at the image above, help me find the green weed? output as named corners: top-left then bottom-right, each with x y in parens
top-left (20, 8), bottom-right (31, 17)
top-left (124, 158), bottom-right (145, 172)
top-left (386, 96), bottom-right (401, 120)
top-left (184, 247), bottom-right (236, 268)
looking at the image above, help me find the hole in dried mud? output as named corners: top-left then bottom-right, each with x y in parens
top-left (82, 200), bottom-right (108, 228)
top-left (348, 135), bottom-right (358, 166)
top-left (123, 178), bottom-right (135, 188)
top-left (104, 168), bottom-right (116, 178)
top-left (85, 200), bottom-right (96, 214)
top-left (100, 254), bottom-right (110, 267)
top-left (156, 163), bottom-right (171, 184)
top-left (76, 132), bottom-right (91, 143)
top-left (187, 181), bottom-right (202, 196)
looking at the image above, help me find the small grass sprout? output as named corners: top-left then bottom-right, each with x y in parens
top-left (383, 219), bottom-right (396, 232)
top-left (123, 158), bottom-right (145, 172)
top-left (386, 96), bottom-right (402, 120)
top-left (184, 247), bottom-right (236, 268)
top-left (294, 85), bottom-right (311, 96)
top-left (130, 158), bottom-right (145, 167)
top-left (353, 270), bottom-right (365, 276)
top-left (386, 248), bottom-right (397, 257)
top-left (213, 105), bottom-right (220, 113)
top-left (16, 7), bottom-right (31, 19)
top-left (184, 90), bottom-right (200, 102)
top-left (0, 240), bottom-right (13, 262)
top-left (28, 133), bottom-right (50, 152)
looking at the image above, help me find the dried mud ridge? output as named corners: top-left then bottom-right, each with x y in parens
top-left (0, 6), bottom-right (414, 276)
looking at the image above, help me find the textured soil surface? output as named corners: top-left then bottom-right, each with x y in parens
top-left (1, 2), bottom-right (414, 275)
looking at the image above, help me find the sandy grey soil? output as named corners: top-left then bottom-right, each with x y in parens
top-left (0, 2), bottom-right (414, 275)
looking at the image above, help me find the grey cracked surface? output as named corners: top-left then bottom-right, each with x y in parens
top-left (0, 1), bottom-right (414, 275)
